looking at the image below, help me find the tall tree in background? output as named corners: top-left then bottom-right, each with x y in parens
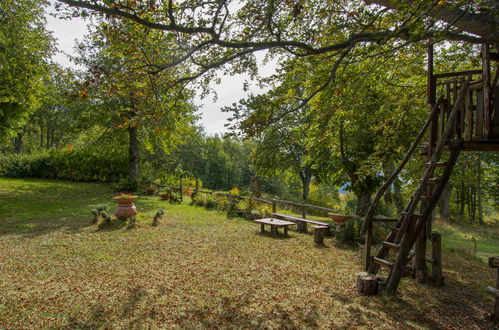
top-left (75, 18), bottom-right (197, 181)
top-left (0, 0), bottom-right (54, 140)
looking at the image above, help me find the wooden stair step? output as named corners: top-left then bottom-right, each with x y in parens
top-left (373, 257), bottom-right (394, 269)
top-left (401, 211), bottom-right (422, 218)
top-left (369, 216), bottom-right (398, 223)
top-left (421, 178), bottom-right (441, 184)
top-left (382, 241), bottom-right (400, 250)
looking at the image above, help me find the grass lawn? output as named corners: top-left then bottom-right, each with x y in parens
top-left (0, 177), bottom-right (498, 328)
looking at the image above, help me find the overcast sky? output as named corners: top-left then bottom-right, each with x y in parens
top-left (45, 1), bottom-right (276, 135)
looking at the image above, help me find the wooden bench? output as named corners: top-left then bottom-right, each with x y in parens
top-left (270, 212), bottom-right (331, 234)
top-left (254, 218), bottom-right (295, 237)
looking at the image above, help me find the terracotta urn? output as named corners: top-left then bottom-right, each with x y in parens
top-left (115, 197), bottom-right (138, 220)
top-left (328, 213), bottom-right (354, 231)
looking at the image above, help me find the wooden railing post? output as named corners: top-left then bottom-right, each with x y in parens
top-left (195, 178), bottom-right (199, 192)
top-left (431, 232), bottom-right (443, 285)
top-left (364, 219), bottom-right (373, 271)
top-left (272, 200), bottom-right (277, 213)
top-left (179, 178), bottom-right (183, 202)
top-left (302, 203), bottom-right (306, 219)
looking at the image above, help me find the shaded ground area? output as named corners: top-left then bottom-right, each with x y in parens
top-left (0, 178), bottom-right (497, 328)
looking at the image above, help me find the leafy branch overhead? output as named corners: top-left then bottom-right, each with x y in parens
top-left (56, 0), bottom-right (499, 73)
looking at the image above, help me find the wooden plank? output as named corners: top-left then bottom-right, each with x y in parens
top-left (254, 218), bottom-right (295, 226)
top-left (270, 213), bottom-right (330, 227)
top-left (382, 241), bottom-right (399, 250)
top-left (370, 216), bottom-right (398, 223)
top-left (475, 90), bottom-right (484, 138)
top-left (434, 69), bottom-right (482, 78)
top-left (486, 286), bottom-right (499, 298)
top-left (464, 88), bottom-right (474, 141)
top-left (483, 44), bottom-right (491, 138)
top-left (373, 257), bottom-right (394, 269)
top-left (271, 198), bottom-right (334, 213)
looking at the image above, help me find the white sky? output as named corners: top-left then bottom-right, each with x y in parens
top-left (45, 1), bottom-right (276, 135)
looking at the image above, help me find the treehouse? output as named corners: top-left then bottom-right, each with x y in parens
top-left (358, 43), bottom-right (499, 296)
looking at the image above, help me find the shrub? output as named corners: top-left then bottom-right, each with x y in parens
top-left (336, 218), bottom-right (364, 246)
top-left (0, 149), bottom-right (127, 183)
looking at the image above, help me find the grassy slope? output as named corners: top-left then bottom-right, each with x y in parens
top-left (0, 177), bottom-right (497, 329)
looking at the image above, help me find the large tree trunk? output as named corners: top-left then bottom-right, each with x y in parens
top-left (439, 182), bottom-right (452, 221)
top-left (385, 161), bottom-right (404, 213)
top-left (355, 191), bottom-right (372, 217)
top-left (11, 131), bottom-right (24, 154)
top-left (299, 168), bottom-right (312, 201)
top-left (128, 126), bottom-right (139, 181)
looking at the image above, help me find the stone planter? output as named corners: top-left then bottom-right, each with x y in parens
top-left (115, 197), bottom-right (138, 220)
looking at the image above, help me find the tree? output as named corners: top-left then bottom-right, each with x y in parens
top-left (0, 0), bottom-right (54, 138)
top-left (56, 0), bottom-right (499, 105)
top-left (75, 18), bottom-right (196, 181)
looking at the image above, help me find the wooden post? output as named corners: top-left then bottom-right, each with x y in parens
top-left (272, 200), bottom-right (277, 213)
top-left (179, 178), bottom-right (183, 202)
top-left (195, 178), bottom-right (199, 192)
top-left (482, 43), bottom-right (491, 138)
top-left (364, 219), bottom-right (373, 271)
top-left (302, 203), bottom-right (306, 219)
top-left (248, 196), bottom-right (253, 217)
top-left (487, 256), bottom-right (499, 321)
top-left (431, 232), bottom-right (443, 285)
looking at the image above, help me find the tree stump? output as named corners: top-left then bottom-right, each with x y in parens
top-left (357, 271), bottom-right (378, 295)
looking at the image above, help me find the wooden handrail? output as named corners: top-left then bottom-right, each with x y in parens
top-left (151, 182), bottom-right (335, 213)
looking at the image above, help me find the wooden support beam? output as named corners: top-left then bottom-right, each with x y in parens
top-left (431, 232), bottom-right (444, 285)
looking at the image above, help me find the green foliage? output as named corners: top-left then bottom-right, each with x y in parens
top-left (335, 218), bottom-right (363, 246)
top-left (190, 191), bottom-right (271, 219)
top-left (0, 148), bottom-right (127, 182)
top-left (0, 0), bottom-right (54, 137)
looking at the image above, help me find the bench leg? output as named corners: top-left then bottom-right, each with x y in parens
top-left (284, 226), bottom-right (288, 237)
top-left (270, 225), bottom-right (278, 236)
top-left (297, 222), bottom-right (307, 233)
top-left (314, 228), bottom-right (324, 245)
top-left (260, 223), bottom-right (265, 234)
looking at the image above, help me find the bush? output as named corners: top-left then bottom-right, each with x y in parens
top-left (336, 218), bottom-right (364, 246)
top-left (0, 149), bottom-right (128, 183)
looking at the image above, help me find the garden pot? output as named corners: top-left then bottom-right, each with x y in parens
top-left (115, 197), bottom-right (138, 220)
top-left (328, 213), bottom-right (354, 231)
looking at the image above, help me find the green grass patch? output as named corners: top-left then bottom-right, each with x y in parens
top-left (0, 177), bottom-right (497, 328)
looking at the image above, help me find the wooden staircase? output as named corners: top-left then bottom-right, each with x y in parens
top-left (362, 81), bottom-right (469, 295)
top-left (359, 43), bottom-right (499, 295)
